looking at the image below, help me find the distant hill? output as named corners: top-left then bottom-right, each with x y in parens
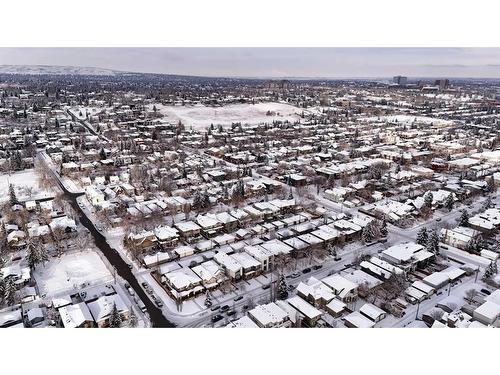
top-left (0, 65), bottom-right (122, 76)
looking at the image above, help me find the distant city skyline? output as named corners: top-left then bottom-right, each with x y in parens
top-left (1, 48), bottom-right (500, 78)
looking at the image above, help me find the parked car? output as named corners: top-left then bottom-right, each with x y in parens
top-left (302, 268), bottom-right (311, 274)
top-left (220, 305), bottom-right (230, 312)
top-left (262, 284), bottom-right (271, 290)
top-left (312, 265), bottom-right (323, 270)
top-left (155, 300), bottom-right (163, 308)
top-left (211, 314), bottom-right (223, 323)
top-left (290, 272), bottom-right (301, 279)
top-left (211, 305), bottom-right (221, 311)
top-left (127, 287), bottom-right (135, 296)
top-left (481, 289), bottom-right (491, 295)
top-left (234, 296), bottom-right (243, 302)
top-left (226, 310), bottom-right (236, 316)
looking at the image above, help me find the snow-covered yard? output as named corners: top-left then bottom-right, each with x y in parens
top-left (0, 169), bottom-right (50, 202)
top-left (34, 251), bottom-right (113, 296)
top-left (152, 102), bottom-right (309, 129)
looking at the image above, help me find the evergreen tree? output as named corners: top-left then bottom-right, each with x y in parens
top-left (277, 273), bottom-right (288, 300)
top-left (9, 184), bottom-right (18, 206)
top-left (458, 210), bottom-right (470, 227)
top-left (445, 193), bottom-right (454, 212)
top-left (3, 278), bottom-right (15, 306)
top-left (128, 310), bottom-right (138, 328)
top-left (108, 303), bottom-right (122, 328)
top-left (379, 220), bottom-right (388, 238)
top-left (416, 227), bottom-right (428, 246)
top-left (362, 224), bottom-right (375, 244)
top-left (426, 229), bottom-right (440, 254)
top-left (204, 291), bottom-right (212, 307)
top-left (99, 147), bottom-right (106, 160)
top-left (423, 191), bottom-right (433, 209)
top-left (482, 262), bottom-right (496, 281)
top-left (26, 240), bottom-right (40, 270)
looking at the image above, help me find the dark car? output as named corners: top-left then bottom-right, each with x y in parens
top-left (211, 314), bottom-right (223, 323)
top-left (312, 265), bottom-right (323, 270)
top-left (220, 305), bottom-right (230, 312)
top-left (211, 305), bottom-right (221, 311)
top-left (242, 305), bottom-right (250, 310)
top-left (226, 310), bottom-right (236, 316)
top-left (262, 284), bottom-right (271, 290)
top-left (234, 296), bottom-right (243, 302)
top-left (481, 289), bottom-right (491, 295)
top-left (141, 282), bottom-right (150, 289)
top-left (302, 268), bottom-right (311, 274)
top-left (290, 272), bottom-right (301, 279)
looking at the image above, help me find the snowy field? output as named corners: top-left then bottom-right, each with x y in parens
top-left (153, 102), bottom-right (309, 129)
top-left (0, 169), bottom-right (50, 202)
top-left (34, 251), bottom-right (113, 296)
top-left (360, 114), bottom-right (453, 126)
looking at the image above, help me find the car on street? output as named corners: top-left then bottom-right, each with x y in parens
top-left (211, 314), bottom-right (223, 323)
top-left (290, 272), bottom-right (301, 279)
top-left (226, 310), bottom-right (236, 316)
top-left (234, 296), bottom-right (243, 301)
top-left (312, 265), bottom-right (323, 270)
top-left (481, 289), bottom-right (491, 295)
top-left (211, 305), bottom-right (220, 311)
top-left (127, 287), bottom-right (135, 296)
top-left (154, 299), bottom-right (163, 308)
top-left (262, 284), bottom-right (271, 290)
top-left (302, 268), bottom-right (311, 274)
top-left (220, 305), bottom-right (230, 312)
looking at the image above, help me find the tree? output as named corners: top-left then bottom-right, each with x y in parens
top-left (426, 229), bottom-right (440, 254)
top-left (128, 310), bottom-right (138, 328)
top-left (26, 240), bottom-right (41, 270)
top-left (9, 184), bottom-right (18, 206)
top-left (423, 191), bottom-right (433, 209)
top-left (464, 289), bottom-right (478, 304)
top-left (277, 273), bottom-right (288, 300)
top-left (204, 291), bottom-right (213, 307)
top-left (445, 193), bottom-right (454, 212)
top-left (458, 210), bottom-right (470, 227)
top-left (379, 220), bottom-right (388, 238)
top-left (108, 303), bottom-right (122, 327)
top-left (3, 278), bottom-right (15, 306)
top-left (99, 147), bottom-right (106, 160)
top-left (416, 227), bottom-right (428, 246)
top-left (482, 261), bottom-right (497, 282)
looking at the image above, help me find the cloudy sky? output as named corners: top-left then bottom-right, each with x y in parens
top-left (0, 48), bottom-right (500, 78)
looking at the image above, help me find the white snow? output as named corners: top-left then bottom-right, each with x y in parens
top-left (0, 169), bottom-right (49, 202)
top-left (152, 102), bottom-right (308, 129)
top-left (34, 251), bottom-right (113, 296)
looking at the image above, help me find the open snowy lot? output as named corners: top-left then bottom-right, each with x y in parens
top-left (360, 114), bottom-right (454, 126)
top-left (34, 251), bottom-right (113, 296)
top-left (0, 169), bottom-right (50, 202)
top-left (153, 102), bottom-right (309, 129)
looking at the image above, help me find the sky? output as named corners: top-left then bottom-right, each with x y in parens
top-left (0, 48), bottom-right (500, 78)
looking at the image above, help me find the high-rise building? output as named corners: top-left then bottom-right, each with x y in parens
top-left (393, 76), bottom-right (407, 86)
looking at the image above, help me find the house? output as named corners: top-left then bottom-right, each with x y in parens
top-left (286, 296), bottom-right (323, 327)
top-left (296, 277), bottom-right (336, 308)
top-left (58, 302), bottom-right (95, 328)
top-left (162, 267), bottom-right (203, 300)
top-left (87, 294), bottom-right (130, 327)
top-left (191, 260), bottom-right (226, 289)
top-left (86, 186), bottom-right (105, 206)
top-left (359, 303), bottom-right (386, 323)
top-left (343, 311), bottom-right (375, 328)
top-left (473, 301), bottom-right (500, 326)
top-left (248, 302), bottom-right (291, 328)
top-left (325, 298), bottom-right (347, 318)
top-left (175, 221), bottom-right (202, 241)
top-left (213, 252), bottom-right (242, 280)
top-left (321, 274), bottom-right (358, 303)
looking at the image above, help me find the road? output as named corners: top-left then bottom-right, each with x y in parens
top-left (37, 153), bottom-right (175, 327)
